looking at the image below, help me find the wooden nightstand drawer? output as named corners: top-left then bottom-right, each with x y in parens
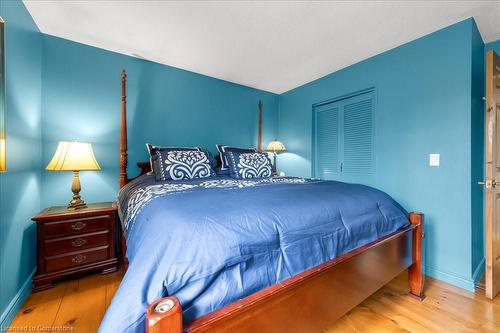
top-left (44, 215), bottom-right (110, 239)
top-left (46, 246), bottom-right (110, 272)
top-left (44, 230), bottom-right (110, 256)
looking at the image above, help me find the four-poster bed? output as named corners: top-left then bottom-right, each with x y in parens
top-left (115, 70), bottom-right (424, 333)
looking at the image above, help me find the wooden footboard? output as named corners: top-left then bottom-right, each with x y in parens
top-left (146, 212), bottom-right (424, 333)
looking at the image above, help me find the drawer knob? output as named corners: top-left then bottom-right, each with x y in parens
top-left (71, 238), bottom-right (87, 247)
top-left (71, 221), bottom-right (86, 231)
top-left (71, 254), bottom-right (86, 264)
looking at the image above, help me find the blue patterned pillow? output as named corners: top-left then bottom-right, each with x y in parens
top-left (153, 150), bottom-right (215, 181)
top-left (216, 145), bottom-right (257, 170)
top-left (226, 151), bottom-right (272, 179)
top-left (146, 144), bottom-right (202, 173)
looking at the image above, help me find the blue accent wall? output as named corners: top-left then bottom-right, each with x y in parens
top-left (485, 39), bottom-right (500, 54)
top-left (40, 35), bottom-right (279, 207)
top-left (0, 0), bottom-right (42, 327)
top-left (470, 20), bottom-right (485, 283)
top-left (0, 2), bottom-right (492, 327)
top-left (0, 2), bottom-right (278, 327)
top-left (278, 18), bottom-right (484, 291)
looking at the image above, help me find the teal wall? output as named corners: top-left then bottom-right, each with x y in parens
top-left (278, 18), bottom-right (484, 291)
top-left (0, 0), bottom-right (42, 327)
top-left (0, 1), bottom-right (279, 327)
top-left (0, 1), bottom-right (492, 328)
top-left (485, 39), bottom-right (500, 54)
top-left (470, 21), bottom-right (485, 283)
top-left (40, 35), bottom-right (279, 207)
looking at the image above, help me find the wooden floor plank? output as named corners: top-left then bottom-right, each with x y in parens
top-left (50, 272), bottom-right (120, 333)
top-left (322, 316), bottom-right (357, 333)
top-left (10, 298), bottom-right (62, 330)
top-left (50, 286), bottom-right (106, 332)
top-left (370, 289), bottom-right (490, 333)
top-left (326, 304), bottom-right (411, 333)
top-left (361, 297), bottom-right (434, 333)
top-left (104, 271), bottom-right (122, 309)
top-left (419, 284), bottom-right (500, 331)
top-left (9, 280), bottom-right (78, 332)
top-left (9, 269), bottom-right (499, 333)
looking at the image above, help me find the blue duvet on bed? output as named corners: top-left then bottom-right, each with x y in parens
top-left (99, 175), bottom-right (409, 333)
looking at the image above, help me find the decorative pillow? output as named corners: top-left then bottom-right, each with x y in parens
top-left (152, 150), bottom-right (215, 181)
top-left (226, 151), bottom-right (273, 179)
top-left (216, 145), bottom-right (257, 170)
top-left (146, 144), bottom-right (202, 173)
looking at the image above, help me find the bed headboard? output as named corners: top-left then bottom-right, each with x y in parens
top-left (119, 70), bottom-right (264, 188)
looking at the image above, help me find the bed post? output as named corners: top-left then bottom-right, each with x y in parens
top-left (119, 69), bottom-right (128, 189)
top-left (146, 296), bottom-right (183, 333)
top-left (119, 70), bottom-right (130, 269)
top-left (408, 212), bottom-right (425, 300)
top-left (257, 100), bottom-right (262, 152)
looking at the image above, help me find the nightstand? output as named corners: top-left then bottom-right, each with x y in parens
top-left (32, 202), bottom-right (119, 292)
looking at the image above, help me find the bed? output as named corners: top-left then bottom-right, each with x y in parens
top-left (100, 70), bottom-right (424, 333)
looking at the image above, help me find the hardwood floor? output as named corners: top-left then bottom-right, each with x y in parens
top-left (10, 270), bottom-right (499, 332)
top-left (10, 270), bottom-right (123, 333)
top-left (324, 274), bottom-right (499, 333)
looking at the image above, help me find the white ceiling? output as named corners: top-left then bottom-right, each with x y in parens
top-left (23, 1), bottom-right (500, 94)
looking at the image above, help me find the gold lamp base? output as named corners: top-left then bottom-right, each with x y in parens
top-left (67, 196), bottom-right (87, 210)
top-left (67, 170), bottom-right (88, 210)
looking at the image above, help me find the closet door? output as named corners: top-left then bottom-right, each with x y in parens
top-left (342, 92), bottom-right (374, 183)
top-left (313, 90), bottom-right (374, 184)
top-left (314, 103), bottom-right (341, 180)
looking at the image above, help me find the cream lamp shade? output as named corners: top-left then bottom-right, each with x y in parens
top-left (265, 139), bottom-right (286, 176)
top-left (265, 140), bottom-right (286, 153)
top-left (46, 141), bottom-right (100, 210)
top-left (46, 141), bottom-right (101, 171)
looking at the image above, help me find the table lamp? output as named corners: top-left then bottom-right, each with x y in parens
top-left (265, 139), bottom-right (286, 175)
top-left (46, 141), bottom-right (101, 210)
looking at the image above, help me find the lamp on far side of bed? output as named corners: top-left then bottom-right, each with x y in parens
top-left (266, 139), bottom-right (286, 175)
top-left (46, 141), bottom-right (101, 210)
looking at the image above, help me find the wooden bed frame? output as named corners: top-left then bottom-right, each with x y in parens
top-left (117, 70), bottom-right (425, 333)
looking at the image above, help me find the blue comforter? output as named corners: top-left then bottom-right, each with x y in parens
top-left (99, 175), bottom-right (409, 333)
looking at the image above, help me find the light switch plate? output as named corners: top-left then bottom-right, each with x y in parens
top-left (429, 154), bottom-right (440, 166)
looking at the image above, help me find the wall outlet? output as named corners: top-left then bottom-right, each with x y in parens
top-left (429, 153), bottom-right (440, 166)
